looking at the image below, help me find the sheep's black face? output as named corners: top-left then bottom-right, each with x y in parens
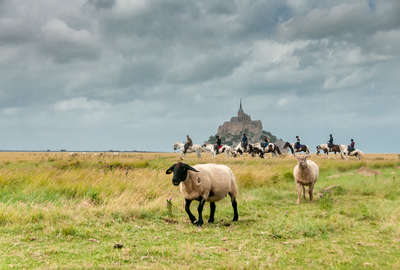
top-left (166, 162), bottom-right (199, 186)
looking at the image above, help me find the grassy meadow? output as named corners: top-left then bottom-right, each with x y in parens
top-left (0, 151), bottom-right (399, 269)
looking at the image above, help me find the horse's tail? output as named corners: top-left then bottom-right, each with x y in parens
top-left (276, 145), bottom-right (281, 155)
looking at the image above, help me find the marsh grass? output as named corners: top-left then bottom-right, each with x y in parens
top-left (0, 152), bottom-right (399, 269)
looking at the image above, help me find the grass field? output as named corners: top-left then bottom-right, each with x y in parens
top-left (0, 152), bottom-right (399, 269)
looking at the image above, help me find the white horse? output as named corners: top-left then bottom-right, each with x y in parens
top-left (202, 144), bottom-right (233, 158)
top-left (173, 142), bottom-right (203, 158)
top-left (342, 148), bottom-right (364, 160)
top-left (316, 144), bottom-right (347, 158)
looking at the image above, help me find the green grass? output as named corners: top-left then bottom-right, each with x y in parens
top-left (0, 153), bottom-right (399, 269)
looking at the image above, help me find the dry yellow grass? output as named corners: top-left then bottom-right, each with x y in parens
top-left (0, 152), bottom-right (399, 269)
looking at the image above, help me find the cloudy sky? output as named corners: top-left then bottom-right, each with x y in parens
top-left (0, 0), bottom-right (399, 152)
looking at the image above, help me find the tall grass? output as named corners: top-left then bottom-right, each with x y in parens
top-left (0, 152), bottom-right (399, 269)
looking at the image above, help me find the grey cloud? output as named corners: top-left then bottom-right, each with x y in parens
top-left (0, 18), bottom-right (35, 45)
top-left (40, 19), bottom-right (100, 63)
top-left (277, 1), bottom-right (400, 41)
top-left (87, 0), bottom-right (115, 10)
top-left (0, 0), bottom-right (399, 152)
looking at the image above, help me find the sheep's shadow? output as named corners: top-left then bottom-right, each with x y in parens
top-left (209, 217), bottom-right (257, 227)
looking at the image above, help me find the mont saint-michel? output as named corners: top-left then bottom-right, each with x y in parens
top-left (206, 101), bottom-right (282, 147)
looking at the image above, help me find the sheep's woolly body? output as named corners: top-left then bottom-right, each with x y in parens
top-left (293, 160), bottom-right (319, 185)
top-left (180, 164), bottom-right (238, 202)
top-left (293, 159), bottom-right (319, 204)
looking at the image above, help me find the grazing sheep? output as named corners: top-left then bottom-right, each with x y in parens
top-left (293, 154), bottom-right (319, 204)
top-left (166, 162), bottom-right (238, 226)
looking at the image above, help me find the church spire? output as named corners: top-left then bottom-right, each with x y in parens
top-left (239, 99), bottom-right (244, 113)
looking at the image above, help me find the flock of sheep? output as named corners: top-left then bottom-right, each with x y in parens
top-left (166, 153), bottom-right (318, 226)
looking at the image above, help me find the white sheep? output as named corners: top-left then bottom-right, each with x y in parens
top-left (293, 154), bottom-right (319, 204)
top-left (166, 162), bottom-right (239, 226)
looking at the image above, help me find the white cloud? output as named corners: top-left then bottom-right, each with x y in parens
top-left (2, 107), bottom-right (20, 115)
top-left (112, 0), bottom-right (148, 17)
top-left (53, 97), bottom-right (109, 111)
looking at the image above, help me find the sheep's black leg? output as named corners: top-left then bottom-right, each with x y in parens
top-left (194, 198), bottom-right (206, 226)
top-left (208, 202), bottom-right (216, 223)
top-left (185, 199), bottom-right (196, 224)
top-left (231, 199), bottom-right (238, 222)
top-left (229, 193), bottom-right (239, 222)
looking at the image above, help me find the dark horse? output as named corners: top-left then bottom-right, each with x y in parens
top-left (248, 144), bottom-right (265, 158)
top-left (283, 142), bottom-right (310, 155)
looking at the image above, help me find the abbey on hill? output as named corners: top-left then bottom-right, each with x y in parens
top-left (206, 100), bottom-right (282, 147)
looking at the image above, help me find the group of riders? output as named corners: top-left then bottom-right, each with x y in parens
top-left (325, 134), bottom-right (356, 153)
top-left (183, 133), bottom-right (357, 155)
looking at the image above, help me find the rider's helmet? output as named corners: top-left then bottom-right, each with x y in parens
top-left (351, 139), bottom-right (354, 141)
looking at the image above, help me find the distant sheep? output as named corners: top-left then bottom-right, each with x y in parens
top-left (293, 154), bottom-right (319, 204)
top-left (166, 162), bottom-right (238, 226)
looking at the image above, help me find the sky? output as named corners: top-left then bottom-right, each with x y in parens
top-left (0, 0), bottom-right (399, 153)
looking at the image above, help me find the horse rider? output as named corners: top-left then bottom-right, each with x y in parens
top-left (328, 134), bottom-right (334, 151)
top-left (241, 133), bottom-right (248, 151)
top-left (183, 135), bottom-right (193, 154)
top-left (348, 139), bottom-right (355, 153)
top-left (261, 136), bottom-right (270, 150)
top-left (215, 135), bottom-right (222, 154)
top-left (295, 136), bottom-right (301, 150)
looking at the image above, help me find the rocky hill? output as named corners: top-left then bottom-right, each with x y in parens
top-left (205, 101), bottom-right (285, 148)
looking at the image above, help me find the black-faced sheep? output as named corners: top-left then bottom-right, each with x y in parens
top-left (166, 162), bottom-right (238, 226)
top-left (293, 154), bottom-right (319, 204)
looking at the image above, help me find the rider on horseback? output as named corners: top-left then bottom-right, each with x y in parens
top-left (215, 135), bottom-right (222, 154)
top-left (295, 136), bottom-right (301, 150)
top-left (183, 135), bottom-right (193, 154)
top-left (241, 133), bottom-right (248, 151)
top-left (261, 136), bottom-right (270, 150)
top-left (328, 134), bottom-right (334, 151)
top-left (348, 139), bottom-right (355, 153)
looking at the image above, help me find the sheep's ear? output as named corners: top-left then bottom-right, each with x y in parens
top-left (184, 164), bottom-right (199, 172)
top-left (166, 164), bottom-right (176, 174)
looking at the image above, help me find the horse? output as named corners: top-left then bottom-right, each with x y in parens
top-left (283, 142), bottom-right (310, 155)
top-left (316, 144), bottom-right (347, 157)
top-left (265, 143), bottom-right (282, 157)
top-left (234, 143), bottom-right (248, 156)
top-left (243, 143), bottom-right (282, 158)
top-left (173, 142), bottom-right (203, 159)
top-left (201, 144), bottom-right (233, 158)
top-left (248, 143), bottom-right (265, 158)
top-left (343, 148), bottom-right (364, 160)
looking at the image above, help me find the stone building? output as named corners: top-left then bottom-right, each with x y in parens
top-left (206, 100), bottom-right (281, 147)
